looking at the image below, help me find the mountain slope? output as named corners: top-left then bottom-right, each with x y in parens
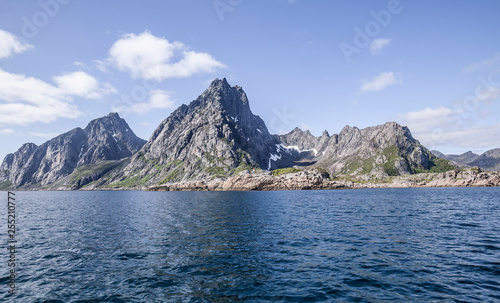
top-left (98, 78), bottom-right (298, 188)
top-left (0, 113), bottom-right (146, 189)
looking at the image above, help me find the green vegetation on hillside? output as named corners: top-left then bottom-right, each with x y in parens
top-left (341, 145), bottom-right (456, 177)
top-left (113, 174), bottom-right (151, 187)
top-left (428, 157), bottom-right (456, 173)
top-left (160, 166), bottom-right (185, 184)
top-left (271, 167), bottom-right (302, 176)
top-left (69, 161), bottom-right (122, 182)
top-left (0, 180), bottom-right (12, 190)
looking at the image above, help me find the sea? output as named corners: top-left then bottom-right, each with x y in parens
top-left (1, 188), bottom-right (499, 302)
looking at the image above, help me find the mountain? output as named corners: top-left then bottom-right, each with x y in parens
top-left (1, 79), bottom-right (457, 190)
top-left (95, 79), bottom-right (452, 188)
top-left (0, 113), bottom-right (146, 189)
top-left (432, 149), bottom-right (500, 171)
top-left (278, 122), bottom-right (454, 177)
top-left (469, 148), bottom-right (500, 171)
top-left (94, 78), bottom-right (299, 188)
top-left (431, 150), bottom-right (479, 165)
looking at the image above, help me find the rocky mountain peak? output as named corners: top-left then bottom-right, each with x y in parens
top-left (103, 78), bottom-right (293, 186)
top-left (464, 151), bottom-right (479, 157)
top-left (1, 113), bottom-right (146, 188)
top-left (81, 112), bottom-right (146, 164)
top-left (198, 78), bottom-right (252, 122)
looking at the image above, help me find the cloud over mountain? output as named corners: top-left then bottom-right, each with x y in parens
top-left (104, 31), bottom-right (226, 81)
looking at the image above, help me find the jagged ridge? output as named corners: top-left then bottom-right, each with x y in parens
top-left (0, 79), bottom-right (461, 190)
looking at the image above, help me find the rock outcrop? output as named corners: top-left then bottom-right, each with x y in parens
top-left (148, 168), bottom-right (500, 191)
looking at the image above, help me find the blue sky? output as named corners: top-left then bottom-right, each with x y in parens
top-left (1, 0), bottom-right (500, 162)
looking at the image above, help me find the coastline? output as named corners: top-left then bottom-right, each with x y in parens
top-left (147, 168), bottom-right (500, 191)
top-left (4, 168), bottom-right (499, 191)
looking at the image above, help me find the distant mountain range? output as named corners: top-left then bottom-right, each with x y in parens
top-left (432, 149), bottom-right (500, 171)
top-left (0, 78), bottom-right (472, 190)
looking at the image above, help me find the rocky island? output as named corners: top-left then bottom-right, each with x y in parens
top-left (1, 78), bottom-right (499, 191)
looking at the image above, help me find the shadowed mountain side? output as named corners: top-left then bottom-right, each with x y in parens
top-left (0, 113), bottom-right (146, 189)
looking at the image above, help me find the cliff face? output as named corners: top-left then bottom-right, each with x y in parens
top-left (0, 113), bottom-right (145, 188)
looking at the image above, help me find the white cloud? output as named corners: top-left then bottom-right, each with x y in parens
top-left (463, 53), bottom-right (500, 73)
top-left (94, 59), bottom-right (109, 73)
top-left (0, 30), bottom-right (33, 59)
top-left (0, 128), bottom-right (14, 134)
top-left (397, 107), bottom-right (457, 134)
top-left (0, 69), bottom-right (115, 126)
top-left (53, 71), bottom-right (116, 99)
top-left (359, 72), bottom-right (397, 93)
top-left (300, 123), bottom-right (313, 131)
top-left (397, 106), bottom-right (500, 153)
top-left (73, 61), bottom-right (86, 68)
top-left (105, 31), bottom-right (226, 81)
top-left (112, 89), bottom-right (175, 115)
top-left (30, 132), bottom-right (60, 138)
top-left (370, 38), bottom-right (390, 55)
top-left (425, 124), bottom-right (500, 152)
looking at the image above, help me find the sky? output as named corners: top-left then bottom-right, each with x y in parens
top-left (1, 0), bottom-right (500, 162)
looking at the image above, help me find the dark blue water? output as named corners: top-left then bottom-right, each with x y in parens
top-left (1, 188), bottom-right (499, 302)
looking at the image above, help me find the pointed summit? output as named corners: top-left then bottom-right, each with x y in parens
top-left (83, 112), bottom-right (146, 164)
top-left (103, 78), bottom-right (286, 185)
top-left (208, 77), bottom-right (231, 89)
top-left (199, 78), bottom-right (250, 114)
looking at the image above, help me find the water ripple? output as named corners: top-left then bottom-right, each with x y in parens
top-left (0, 188), bottom-right (499, 302)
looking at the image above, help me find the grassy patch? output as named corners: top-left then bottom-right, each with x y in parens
top-left (0, 180), bottom-right (12, 190)
top-left (164, 159), bottom-right (183, 168)
top-left (234, 162), bottom-right (255, 175)
top-left (428, 157), bottom-right (455, 173)
top-left (159, 166), bottom-right (185, 184)
top-left (204, 166), bottom-right (228, 177)
top-left (113, 174), bottom-right (151, 188)
top-left (271, 167), bottom-right (302, 176)
top-left (69, 161), bottom-right (121, 182)
top-left (381, 145), bottom-right (402, 176)
top-left (342, 157), bottom-right (375, 175)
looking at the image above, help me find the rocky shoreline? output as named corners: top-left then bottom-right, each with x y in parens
top-left (147, 168), bottom-right (500, 191)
